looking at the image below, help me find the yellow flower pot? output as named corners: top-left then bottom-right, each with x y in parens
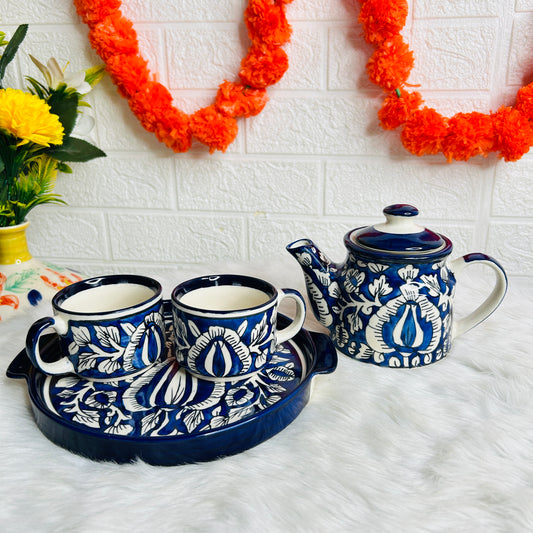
top-left (0, 221), bottom-right (83, 322)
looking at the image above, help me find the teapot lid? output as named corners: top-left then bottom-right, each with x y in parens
top-left (347, 204), bottom-right (452, 262)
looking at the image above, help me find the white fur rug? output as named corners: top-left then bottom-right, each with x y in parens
top-left (1, 264), bottom-right (532, 533)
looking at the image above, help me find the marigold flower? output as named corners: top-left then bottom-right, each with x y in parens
top-left (190, 106), bottom-right (239, 153)
top-left (154, 108), bottom-right (192, 153)
top-left (240, 45), bottom-right (289, 88)
top-left (400, 107), bottom-right (448, 157)
top-left (89, 13), bottom-right (138, 61)
top-left (73, 0), bottom-right (121, 27)
top-left (215, 81), bottom-right (269, 117)
top-left (106, 53), bottom-right (151, 98)
top-left (0, 88), bottom-right (64, 147)
top-left (366, 35), bottom-right (414, 91)
top-left (515, 83), bottom-right (533, 120)
top-left (78, 0), bottom-right (292, 153)
top-left (128, 81), bottom-right (173, 133)
top-left (491, 106), bottom-right (533, 162)
top-left (441, 112), bottom-right (494, 162)
top-left (245, 0), bottom-right (292, 46)
top-left (358, 0), bottom-right (408, 44)
top-left (378, 90), bottom-right (423, 130)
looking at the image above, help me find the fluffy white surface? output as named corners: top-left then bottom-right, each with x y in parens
top-left (1, 265), bottom-right (532, 533)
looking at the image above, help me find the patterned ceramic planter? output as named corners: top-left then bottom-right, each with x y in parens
top-left (0, 221), bottom-right (83, 322)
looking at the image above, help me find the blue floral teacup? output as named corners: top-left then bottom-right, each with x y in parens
top-left (26, 274), bottom-right (166, 380)
top-left (171, 274), bottom-right (306, 379)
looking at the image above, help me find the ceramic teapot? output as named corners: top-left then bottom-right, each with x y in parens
top-left (287, 204), bottom-right (508, 368)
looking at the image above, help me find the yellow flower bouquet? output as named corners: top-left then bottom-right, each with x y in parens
top-left (0, 24), bottom-right (106, 228)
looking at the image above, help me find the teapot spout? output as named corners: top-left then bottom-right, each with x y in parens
top-left (286, 239), bottom-right (339, 328)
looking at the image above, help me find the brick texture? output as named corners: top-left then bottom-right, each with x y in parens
top-left (3, 0), bottom-right (531, 279)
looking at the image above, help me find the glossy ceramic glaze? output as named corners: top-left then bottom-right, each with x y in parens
top-left (171, 275), bottom-right (306, 378)
top-left (7, 311), bottom-right (337, 465)
top-left (26, 275), bottom-right (166, 379)
top-left (287, 204), bottom-right (508, 368)
top-left (0, 221), bottom-right (83, 322)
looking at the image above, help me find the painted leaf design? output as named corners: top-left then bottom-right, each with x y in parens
top-left (73, 410), bottom-right (101, 429)
top-left (121, 322), bottom-right (136, 336)
top-left (183, 409), bottom-right (204, 433)
top-left (56, 389), bottom-right (79, 398)
top-left (4, 269), bottom-right (39, 292)
top-left (140, 411), bottom-right (164, 435)
top-left (250, 316), bottom-right (267, 345)
top-left (255, 350), bottom-right (268, 368)
top-left (72, 326), bottom-right (91, 346)
top-left (420, 274), bottom-right (441, 297)
top-left (77, 353), bottom-right (98, 371)
top-left (95, 325), bottom-right (121, 347)
top-left (368, 263), bottom-right (389, 274)
top-left (163, 370), bottom-right (189, 405)
top-left (347, 312), bottom-right (363, 333)
top-left (226, 405), bottom-right (254, 425)
top-left (98, 357), bottom-right (121, 375)
top-left (328, 281), bottom-right (342, 299)
top-left (398, 265), bottom-right (419, 282)
top-left (104, 423), bottom-right (133, 436)
top-left (264, 394), bottom-right (282, 406)
top-left (305, 274), bottom-right (332, 327)
top-left (368, 275), bottom-right (392, 298)
top-left (354, 343), bottom-right (373, 360)
top-left (267, 383), bottom-right (286, 393)
top-left (266, 363), bottom-right (295, 382)
top-left (237, 319), bottom-right (248, 338)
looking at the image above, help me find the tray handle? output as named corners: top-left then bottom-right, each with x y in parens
top-left (309, 330), bottom-right (337, 376)
top-left (6, 333), bottom-right (59, 381)
top-left (6, 348), bottom-right (32, 380)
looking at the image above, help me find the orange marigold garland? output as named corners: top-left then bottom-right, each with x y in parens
top-left (358, 0), bottom-right (533, 162)
top-left (74, 0), bottom-right (293, 153)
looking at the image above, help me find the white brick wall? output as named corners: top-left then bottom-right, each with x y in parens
top-left (2, 0), bottom-right (532, 281)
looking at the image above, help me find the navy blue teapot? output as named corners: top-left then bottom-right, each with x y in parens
top-left (287, 204), bottom-right (508, 368)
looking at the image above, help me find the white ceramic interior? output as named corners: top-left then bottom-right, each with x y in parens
top-left (60, 283), bottom-right (156, 313)
top-left (179, 285), bottom-right (271, 312)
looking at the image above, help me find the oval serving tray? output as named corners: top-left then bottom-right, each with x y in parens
top-left (7, 312), bottom-right (337, 466)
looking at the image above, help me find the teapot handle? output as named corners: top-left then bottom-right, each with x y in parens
top-left (450, 253), bottom-right (508, 339)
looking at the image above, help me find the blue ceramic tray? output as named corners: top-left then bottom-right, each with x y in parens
top-left (7, 312), bottom-right (336, 465)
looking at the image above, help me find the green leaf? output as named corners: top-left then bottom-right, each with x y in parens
top-left (0, 24), bottom-right (28, 87)
top-left (85, 65), bottom-right (106, 88)
top-left (47, 91), bottom-right (79, 138)
top-left (26, 76), bottom-right (48, 100)
top-left (46, 137), bottom-right (106, 162)
top-left (57, 162), bottom-right (72, 173)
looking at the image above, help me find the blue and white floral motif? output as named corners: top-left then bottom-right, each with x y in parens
top-left (43, 340), bottom-right (304, 438)
top-left (294, 250), bottom-right (456, 368)
top-left (173, 309), bottom-right (275, 378)
top-left (63, 307), bottom-right (166, 379)
top-left (333, 259), bottom-right (453, 367)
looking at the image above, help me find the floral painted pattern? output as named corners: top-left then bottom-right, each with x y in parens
top-left (173, 311), bottom-right (274, 378)
top-left (303, 254), bottom-right (455, 367)
top-left (65, 311), bottom-right (166, 378)
top-left (42, 340), bottom-right (304, 438)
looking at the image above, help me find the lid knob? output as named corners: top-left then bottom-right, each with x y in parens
top-left (374, 204), bottom-right (424, 235)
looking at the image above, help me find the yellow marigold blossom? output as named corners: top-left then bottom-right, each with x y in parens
top-left (0, 88), bottom-right (64, 147)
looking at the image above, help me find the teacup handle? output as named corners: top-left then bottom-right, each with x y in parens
top-left (450, 253), bottom-right (508, 339)
top-left (276, 288), bottom-right (307, 345)
top-left (26, 316), bottom-right (76, 375)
